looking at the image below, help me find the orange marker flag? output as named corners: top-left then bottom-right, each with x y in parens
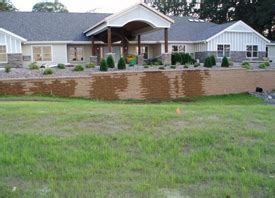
top-left (176, 107), bottom-right (181, 114)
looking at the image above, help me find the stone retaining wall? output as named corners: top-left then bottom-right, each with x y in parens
top-left (0, 69), bottom-right (275, 100)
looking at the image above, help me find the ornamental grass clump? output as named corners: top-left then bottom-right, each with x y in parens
top-left (241, 61), bottom-right (251, 69)
top-left (74, 64), bottom-right (84, 72)
top-left (57, 63), bottom-right (66, 69)
top-left (43, 68), bottom-right (53, 75)
top-left (5, 65), bottom-right (11, 73)
top-left (29, 62), bottom-right (39, 70)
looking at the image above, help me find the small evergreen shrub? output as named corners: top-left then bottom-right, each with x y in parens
top-left (43, 68), bottom-right (53, 75)
top-left (144, 65), bottom-right (149, 69)
top-left (204, 57), bottom-right (212, 68)
top-left (210, 55), bottom-right (216, 66)
top-left (117, 57), bottom-right (126, 70)
top-left (241, 61), bottom-right (251, 69)
top-left (100, 59), bottom-right (108, 71)
top-left (170, 65), bottom-right (176, 69)
top-left (221, 56), bottom-right (229, 67)
top-left (259, 63), bottom-right (267, 69)
top-left (5, 65), bottom-right (11, 73)
top-left (29, 62), bottom-right (39, 70)
top-left (184, 65), bottom-right (189, 68)
top-left (106, 55), bottom-right (115, 68)
top-left (86, 63), bottom-right (95, 68)
top-left (174, 53), bottom-right (182, 65)
top-left (74, 64), bottom-right (84, 71)
top-left (57, 63), bottom-right (65, 69)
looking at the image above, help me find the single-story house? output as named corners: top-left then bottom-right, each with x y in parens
top-left (0, 2), bottom-right (271, 68)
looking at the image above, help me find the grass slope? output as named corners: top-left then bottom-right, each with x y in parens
top-left (0, 94), bottom-right (274, 197)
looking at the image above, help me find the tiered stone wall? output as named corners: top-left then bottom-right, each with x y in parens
top-left (0, 68), bottom-right (275, 100)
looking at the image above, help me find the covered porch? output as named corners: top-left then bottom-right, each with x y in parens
top-left (83, 2), bottom-right (174, 65)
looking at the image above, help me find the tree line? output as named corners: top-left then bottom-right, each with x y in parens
top-left (1, 0), bottom-right (274, 40)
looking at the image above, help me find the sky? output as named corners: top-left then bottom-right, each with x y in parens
top-left (12, 0), bottom-right (142, 13)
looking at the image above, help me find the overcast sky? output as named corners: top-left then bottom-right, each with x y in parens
top-left (12, 0), bottom-right (141, 13)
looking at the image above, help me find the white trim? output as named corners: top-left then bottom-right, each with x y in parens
top-left (206, 21), bottom-right (270, 43)
top-left (0, 44), bottom-right (8, 63)
top-left (24, 41), bottom-right (105, 45)
top-left (31, 45), bottom-right (53, 62)
top-left (267, 43), bottom-right (275, 46)
top-left (0, 28), bottom-right (27, 42)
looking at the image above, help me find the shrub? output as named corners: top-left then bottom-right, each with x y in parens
top-left (184, 65), bottom-right (189, 68)
top-left (210, 55), bottom-right (216, 66)
top-left (170, 65), bottom-right (176, 69)
top-left (100, 59), bottom-right (108, 71)
top-left (259, 63), bottom-right (267, 69)
top-left (74, 64), bottom-right (84, 71)
top-left (194, 63), bottom-right (200, 67)
top-left (86, 63), bottom-right (95, 68)
top-left (57, 63), bottom-right (65, 69)
top-left (144, 65), bottom-right (149, 69)
top-left (241, 61), bottom-right (251, 69)
top-left (5, 65), bottom-right (11, 73)
top-left (158, 66), bottom-right (165, 70)
top-left (106, 55), bottom-right (115, 68)
top-left (117, 57), bottom-right (126, 70)
top-left (264, 62), bottom-right (270, 67)
top-left (29, 62), bottom-right (39, 70)
top-left (221, 56), bottom-right (229, 67)
top-left (204, 57), bottom-right (212, 68)
top-left (43, 68), bottom-right (53, 75)
top-left (173, 53), bottom-right (182, 65)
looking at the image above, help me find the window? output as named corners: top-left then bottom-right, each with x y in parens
top-left (172, 45), bottom-right (185, 53)
top-left (69, 47), bottom-right (84, 62)
top-left (0, 45), bottom-right (7, 62)
top-left (136, 46), bottom-right (149, 59)
top-left (247, 45), bottom-right (258, 58)
top-left (33, 46), bottom-right (52, 61)
top-left (217, 44), bottom-right (230, 58)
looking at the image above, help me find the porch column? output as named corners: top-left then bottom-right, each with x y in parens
top-left (161, 28), bottom-right (171, 65)
top-left (90, 37), bottom-right (97, 65)
top-left (107, 27), bottom-right (112, 53)
top-left (164, 28), bottom-right (168, 53)
top-left (137, 34), bottom-right (143, 66)
top-left (138, 35), bottom-right (141, 55)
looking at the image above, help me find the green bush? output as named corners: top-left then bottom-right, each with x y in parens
top-left (194, 63), bottom-right (200, 67)
top-left (158, 66), bottom-right (165, 70)
top-left (204, 57), bottom-right (212, 68)
top-left (57, 63), bottom-right (65, 69)
top-left (5, 65), bottom-right (11, 73)
top-left (172, 53), bottom-right (182, 65)
top-left (264, 62), bottom-right (270, 67)
top-left (74, 64), bottom-right (84, 71)
top-left (100, 59), bottom-right (108, 71)
top-left (241, 61), bottom-right (251, 69)
top-left (117, 57), bottom-right (126, 70)
top-left (184, 65), bottom-right (189, 68)
top-left (106, 55), bottom-right (115, 68)
top-left (43, 68), bottom-right (53, 75)
top-left (86, 63), bottom-right (95, 68)
top-left (144, 65), bottom-right (149, 69)
top-left (259, 63), bottom-right (267, 69)
top-left (29, 62), bottom-right (39, 70)
top-left (221, 56), bottom-right (229, 67)
top-left (210, 55), bottom-right (216, 66)
top-left (170, 65), bottom-right (176, 69)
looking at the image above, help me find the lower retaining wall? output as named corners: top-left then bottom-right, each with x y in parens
top-left (1, 69), bottom-right (275, 100)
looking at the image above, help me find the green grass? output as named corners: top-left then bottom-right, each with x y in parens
top-left (0, 94), bottom-right (274, 197)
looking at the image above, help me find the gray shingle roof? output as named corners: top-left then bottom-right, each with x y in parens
top-left (0, 11), bottom-right (237, 42)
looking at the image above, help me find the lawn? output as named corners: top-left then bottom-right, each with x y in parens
top-left (0, 94), bottom-right (274, 197)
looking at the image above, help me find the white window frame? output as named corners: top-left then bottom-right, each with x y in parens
top-left (68, 46), bottom-right (85, 62)
top-left (217, 44), bottom-right (231, 58)
top-left (246, 45), bottom-right (258, 58)
top-left (32, 45), bottom-right (53, 62)
top-left (0, 44), bottom-right (8, 63)
top-left (172, 44), bottom-right (185, 53)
